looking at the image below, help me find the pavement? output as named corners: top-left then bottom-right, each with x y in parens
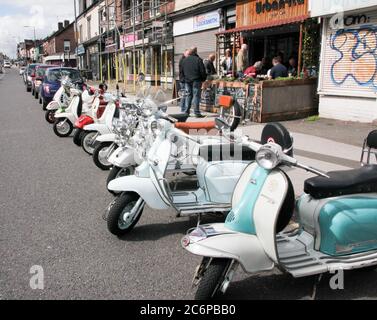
top-left (1, 67), bottom-right (377, 300)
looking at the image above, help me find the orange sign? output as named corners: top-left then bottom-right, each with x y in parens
top-left (236, 0), bottom-right (309, 29)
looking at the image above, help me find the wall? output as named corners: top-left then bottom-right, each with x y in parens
top-left (54, 24), bottom-right (76, 54)
top-left (174, 0), bottom-right (209, 12)
top-left (310, 0), bottom-right (377, 17)
top-left (77, 2), bottom-right (101, 44)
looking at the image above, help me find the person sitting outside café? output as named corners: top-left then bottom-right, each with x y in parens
top-left (179, 49), bottom-right (190, 112)
top-left (203, 54), bottom-right (217, 80)
top-left (288, 57), bottom-right (298, 77)
top-left (244, 61), bottom-right (263, 79)
top-left (236, 44), bottom-right (249, 79)
top-left (269, 56), bottom-right (288, 80)
top-left (221, 49), bottom-right (233, 77)
top-left (182, 47), bottom-right (206, 118)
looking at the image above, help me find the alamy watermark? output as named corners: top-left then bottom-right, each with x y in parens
top-left (29, 265), bottom-right (44, 290)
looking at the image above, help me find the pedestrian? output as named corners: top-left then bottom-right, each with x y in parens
top-left (182, 47), bottom-right (207, 118)
top-left (269, 56), bottom-right (288, 80)
top-left (236, 44), bottom-right (249, 78)
top-left (178, 49), bottom-right (190, 112)
top-left (221, 49), bottom-right (233, 77)
top-left (288, 57), bottom-right (297, 77)
top-left (244, 61), bottom-right (263, 78)
top-left (203, 54), bottom-right (217, 80)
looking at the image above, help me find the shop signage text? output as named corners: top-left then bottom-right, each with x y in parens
top-left (193, 11), bottom-right (220, 32)
top-left (256, 0), bottom-right (305, 15)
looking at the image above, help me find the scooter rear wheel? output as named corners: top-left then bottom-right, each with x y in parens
top-left (106, 192), bottom-right (144, 237)
top-left (73, 129), bottom-right (83, 146)
top-left (195, 258), bottom-right (232, 300)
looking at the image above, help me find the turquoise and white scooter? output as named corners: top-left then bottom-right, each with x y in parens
top-left (182, 120), bottom-right (377, 300)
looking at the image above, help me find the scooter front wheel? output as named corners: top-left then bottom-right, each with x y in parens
top-left (45, 110), bottom-right (56, 124)
top-left (81, 131), bottom-right (98, 155)
top-left (73, 129), bottom-right (83, 146)
top-left (106, 192), bottom-right (145, 237)
top-left (195, 258), bottom-right (233, 300)
top-left (93, 142), bottom-right (117, 171)
top-left (53, 119), bottom-right (73, 137)
top-left (107, 166), bottom-right (135, 196)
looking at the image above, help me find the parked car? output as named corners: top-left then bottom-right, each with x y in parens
top-left (19, 67), bottom-right (26, 76)
top-left (4, 61), bottom-right (11, 68)
top-left (25, 64), bottom-right (41, 92)
top-left (32, 65), bottom-right (57, 99)
top-left (39, 67), bottom-right (84, 110)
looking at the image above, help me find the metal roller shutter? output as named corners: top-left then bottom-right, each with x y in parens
top-left (321, 12), bottom-right (377, 97)
top-left (174, 29), bottom-right (218, 79)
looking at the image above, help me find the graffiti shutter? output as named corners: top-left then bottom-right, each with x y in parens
top-left (321, 14), bottom-right (377, 97)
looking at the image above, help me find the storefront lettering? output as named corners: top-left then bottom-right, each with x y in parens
top-left (344, 15), bottom-right (370, 27)
top-left (330, 27), bottom-right (377, 90)
top-left (256, 0), bottom-right (305, 15)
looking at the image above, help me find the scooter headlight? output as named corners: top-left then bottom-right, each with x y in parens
top-left (256, 145), bottom-right (280, 170)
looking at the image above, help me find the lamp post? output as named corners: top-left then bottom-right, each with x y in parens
top-left (24, 25), bottom-right (37, 62)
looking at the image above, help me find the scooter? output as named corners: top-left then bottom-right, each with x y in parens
top-left (92, 102), bottom-right (141, 171)
top-left (45, 78), bottom-right (73, 124)
top-left (106, 114), bottom-right (293, 237)
top-left (182, 119), bottom-right (377, 300)
top-left (72, 84), bottom-right (109, 146)
top-left (80, 92), bottom-right (127, 155)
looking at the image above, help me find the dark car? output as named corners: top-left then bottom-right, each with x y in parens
top-left (32, 65), bottom-right (58, 100)
top-left (39, 67), bottom-right (83, 110)
top-left (25, 63), bottom-right (41, 92)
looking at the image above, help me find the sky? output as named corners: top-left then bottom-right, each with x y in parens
top-left (0, 0), bottom-right (76, 58)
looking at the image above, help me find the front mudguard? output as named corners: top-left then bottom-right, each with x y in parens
top-left (108, 175), bottom-right (169, 210)
top-left (108, 148), bottom-right (136, 167)
top-left (183, 223), bottom-right (274, 274)
top-left (83, 123), bottom-right (111, 135)
top-left (96, 133), bottom-right (116, 143)
top-left (54, 112), bottom-right (76, 125)
top-left (46, 101), bottom-right (60, 111)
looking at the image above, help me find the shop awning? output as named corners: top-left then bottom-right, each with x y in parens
top-left (217, 14), bottom-right (309, 35)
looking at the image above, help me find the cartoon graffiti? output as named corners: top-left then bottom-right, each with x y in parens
top-left (330, 27), bottom-right (377, 90)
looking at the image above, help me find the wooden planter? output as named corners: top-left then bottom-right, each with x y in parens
top-left (200, 78), bottom-right (318, 123)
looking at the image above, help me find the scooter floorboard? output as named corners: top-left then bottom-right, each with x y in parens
top-left (277, 231), bottom-right (377, 278)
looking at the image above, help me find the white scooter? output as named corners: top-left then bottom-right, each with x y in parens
top-left (80, 92), bottom-right (126, 155)
top-left (45, 79), bottom-right (73, 124)
top-left (182, 119), bottom-right (377, 300)
top-left (92, 101), bottom-right (140, 170)
top-left (106, 112), bottom-right (293, 237)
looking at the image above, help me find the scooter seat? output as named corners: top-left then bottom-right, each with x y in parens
top-left (304, 165), bottom-right (377, 199)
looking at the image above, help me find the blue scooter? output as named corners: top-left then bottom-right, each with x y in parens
top-left (182, 120), bottom-right (377, 300)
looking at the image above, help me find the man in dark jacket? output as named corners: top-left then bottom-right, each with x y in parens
top-left (203, 54), bottom-right (217, 79)
top-left (178, 49), bottom-right (190, 112)
top-left (182, 47), bottom-right (206, 117)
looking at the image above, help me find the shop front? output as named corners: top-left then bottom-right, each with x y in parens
top-left (120, 27), bottom-right (174, 90)
top-left (173, 10), bottom-right (222, 80)
top-left (313, 4), bottom-right (377, 123)
top-left (201, 0), bottom-right (319, 123)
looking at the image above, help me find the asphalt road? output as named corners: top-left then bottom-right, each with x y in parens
top-left (1, 68), bottom-right (377, 300)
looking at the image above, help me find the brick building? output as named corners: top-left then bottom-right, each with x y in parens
top-left (42, 20), bottom-right (77, 67)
